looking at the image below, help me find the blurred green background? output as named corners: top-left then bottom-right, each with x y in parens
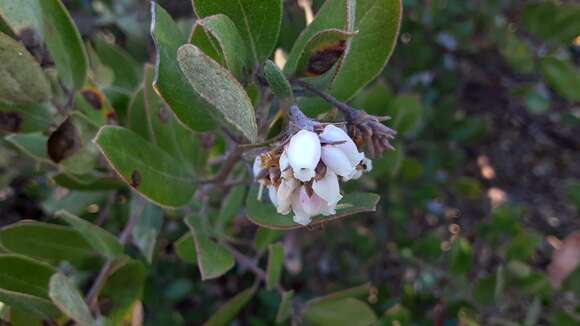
top-left (1, 0), bottom-right (580, 324)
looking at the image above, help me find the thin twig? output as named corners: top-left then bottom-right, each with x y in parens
top-left (291, 79), bottom-right (358, 120)
top-left (85, 197), bottom-right (147, 310)
top-left (223, 242), bottom-right (287, 295)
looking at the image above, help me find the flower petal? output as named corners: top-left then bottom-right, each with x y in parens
top-left (319, 124), bottom-right (364, 165)
top-left (268, 185), bottom-right (278, 206)
top-left (279, 150), bottom-right (290, 171)
top-left (288, 130), bottom-right (321, 182)
top-left (277, 177), bottom-right (298, 215)
top-left (313, 171), bottom-right (342, 205)
top-left (253, 155), bottom-right (264, 178)
top-left (291, 186), bottom-right (323, 225)
top-left (321, 145), bottom-right (355, 178)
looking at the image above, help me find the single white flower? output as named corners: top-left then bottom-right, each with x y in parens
top-left (319, 124), bottom-right (364, 166)
top-left (287, 130), bottom-right (321, 182)
top-left (313, 171), bottom-right (342, 205)
top-left (321, 145), bottom-right (355, 179)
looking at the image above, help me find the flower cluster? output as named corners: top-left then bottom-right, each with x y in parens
top-left (254, 124), bottom-right (373, 225)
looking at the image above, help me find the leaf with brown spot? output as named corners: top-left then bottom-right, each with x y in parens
top-left (47, 117), bottom-right (81, 163)
top-left (131, 170), bottom-right (141, 188)
top-left (81, 88), bottom-right (103, 110)
top-left (548, 230), bottom-right (580, 288)
top-left (0, 111), bottom-right (22, 132)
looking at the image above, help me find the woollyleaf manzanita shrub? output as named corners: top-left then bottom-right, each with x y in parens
top-left (2, 0), bottom-right (579, 324)
top-left (0, 0), bottom-right (402, 323)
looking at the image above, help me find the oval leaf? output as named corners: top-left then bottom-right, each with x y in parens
top-left (0, 288), bottom-right (60, 319)
top-left (191, 14), bottom-right (251, 80)
top-left (0, 254), bottom-right (55, 298)
top-left (0, 220), bottom-right (95, 262)
top-left (150, 3), bottom-right (217, 132)
top-left (266, 243), bottom-right (284, 291)
top-left (0, 32), bottom-right (50, 104)
top-left (304, 298), bottom-right (377, 326)
top-left (184, 215), bottom-right (234, 280)
top-left (49, 273), bottom-right (97, 326)
top-left (246, 187), bottom-right (380, 230)
top-left (177, 44), bottom-right (258, 143)
top-left (56, 210), bottom-right (124, 259)
top-left (193, 0), bottom-right (283, 63)
top-left (205, 287), bottom-right (256, 326)
top-left (93, 126), bottom-right (196, 208)
top-left (263, 60), bottom-right (294, 100)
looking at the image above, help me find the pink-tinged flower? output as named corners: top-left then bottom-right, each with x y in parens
top-left (321, 145), bottom-right (355, 179)
top-left (313, 171), bottom-right (342, 205)
top-left (319, 124), bottom-right (364, 166)
top-left (287, 130), bottom-right (321, 182)
top-left (291, 186), bottom-right (323, 225)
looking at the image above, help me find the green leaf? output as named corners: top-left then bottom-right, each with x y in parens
top-left (0, 102), bottom-right (54, 133)
top-left (177, 44), bottom-right (258, 143)
top-left (4, 132), bottom-right (50, 162)
top-left (275, 290), bottom-right (294, 324)
top-left (55, 210), bottom-right (124, 259)
top-left (567, 180), bottom-right (580, 209)
top-left (204, 287), bottom-right (256, 326)
top-left (266, 243), bottom-right (284, 291)
top-left (51, 173), bottom-right (124, 192)
top-left (506, 231), bottom-right (541, 261)
top-left (523, 2), bottom-right (580, 44)
top-left (132, 199), bottom-right (163, 263)
top-left (150, 2), bottom-right (216, 132)
top-left (540, 57), bottom-right (580, 102)
top-left (298, 0), bottom-right (403, 114)
top-left (370, 143), bottom-right (404, 178)
top-left (99, 259), bottom-right (146, 323)
top-left (454, 177), bottom-right (482, 199)
top-left (0, 32), bottom-right (50, 104)
top-left (0, 254), bottom-right (55, 298)
top-left (191, 14), bottom-right (250, 80)
top-left (0, 221), bottom-right (95, 263)
top-left (193, 0), bottom-right (283, 63)
top-left (0, 288), bottom-right (60, 319)
top-left (216, 185), bottom-right (247, 234)
top-left (48, 273), bottom-right (97, 326)
top-left (306, 283), bottom-right (371, 305)
top-left (390, 94), bottom-right (424, 135)
top-left (304, 298), bottom-right (377, 326)
top-left (255, 227), bottom-right (283, 253)
top-left (184, 215), bottom-right (235, 280)
top-left (175, 234), bottom-right (197, 265)
top-left (93, 126), bottom-right (196, 208)
top-left (0, 0), bottom-right (88, 90)
top-left (127, 64), bottom-right (206, 177)
top-left (498, 30), bottom-right (534, 74)
top-left (263, 60), bottom-right (294, 100)
top-left (450, 237), bottom-right (473, 275)
top-left (93, 37), bottom-right (141, 91)
top-left (246, 187), bottom-right (380, 230)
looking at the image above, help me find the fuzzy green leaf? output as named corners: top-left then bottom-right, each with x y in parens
top-left (177, 44), bottom-right (258, 143)
top-left (94, 126), bottom-right (196, 208)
